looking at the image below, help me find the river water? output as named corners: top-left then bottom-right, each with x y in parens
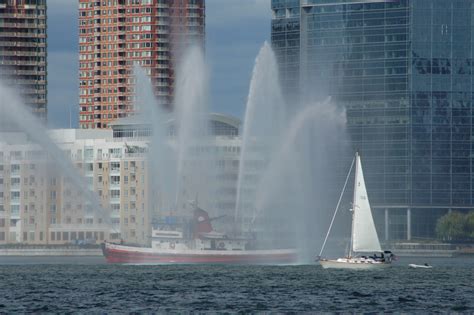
top-left (0, 257), bottom-right (473, 312)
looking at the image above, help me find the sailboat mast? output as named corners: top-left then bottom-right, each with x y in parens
top-left (349, 152), bottom-right (359, 258)
top-left (318, 156), bottom-right (355, 258)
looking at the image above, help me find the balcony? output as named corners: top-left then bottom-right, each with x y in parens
top-left (10, 168), bottom-right (20, 176)
top-left (0, 13), bottom-right (46, 19)
top-left (110, 168), bottom-right (121, 175)
top-left (154, 73), bottom-right (168, 79)
top-left (0, 51), bottom-right (40, 57)
top-left (110, 179), bottom-right (121, 186)
top-left (110, 195), bottom-right (121, 203)
top-left (110, 152), bottom-right (123, 159)
top-left (0, 40), bottom-right (43, 48)
top-left (10, 212), bottom-right (20, 219)
top-left (0, 59), bottom-right (46, 67)
top-left (109, 198), bottom-right (121, 205)
top-left (156, 37), bottom-right (169, 43)
top-left (15, 69), bottom-right (46, 76)
top-left (154, 81), bottom-right (169, 87)
top-left (0, 31), bottom-right (45, 38)
top-left (157, 29), bottom-right (169, 35)
top-left (10, 183), bottom-right (21, 190)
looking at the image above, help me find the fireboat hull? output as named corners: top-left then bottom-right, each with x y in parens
top-left (102, 242), bottom-right (298, 264)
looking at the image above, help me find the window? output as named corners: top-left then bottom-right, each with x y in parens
top-left (11, 192), bottom-right (20, 201)
top-left (110, 162), bottom-right (120, 171)
top-left (110, 190), bottom-right (120, 199)
top-left (111, 176), bottom-right (120, 185)
top-left (11, 164), bottom-right (20, 174)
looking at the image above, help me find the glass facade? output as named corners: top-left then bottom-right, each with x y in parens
top-left (271, 0), bottom-right (474, 240)
top-left (271, 0), bottom-right (301, 104)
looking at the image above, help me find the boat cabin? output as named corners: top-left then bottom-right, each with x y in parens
top-left (150, 209), bottom-right (250, 251)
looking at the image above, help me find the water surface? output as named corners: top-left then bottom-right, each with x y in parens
top-left (0, 257), bottom-right (472, 312)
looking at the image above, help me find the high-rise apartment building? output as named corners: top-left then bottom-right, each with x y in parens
top-left (272, 0), bottom-right (474, 240)
top-left (78, 0), bottom-right (205, 129)
top-left (0, 0), bottom-right (47, 120)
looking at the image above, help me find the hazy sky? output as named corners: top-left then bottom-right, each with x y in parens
top-left (47, 0), bottom-right (271, 128)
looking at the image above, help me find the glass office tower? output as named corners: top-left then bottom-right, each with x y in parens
top-left (271, 0), bottom-right (301, 104)
top-left (272, 0), bottom-right (474, 240)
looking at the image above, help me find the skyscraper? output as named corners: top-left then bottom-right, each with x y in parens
top-left (0, 0), bottom-right (47, 120)
top-left (272, 0), bottom-right (474, 240)
top-left (78, 0), bottom-right (205, 129)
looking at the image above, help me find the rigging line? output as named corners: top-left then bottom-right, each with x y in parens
top-left (318, 156), bottom-right (355, 258)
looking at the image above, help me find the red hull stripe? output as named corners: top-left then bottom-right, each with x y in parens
top-left (103, 247), bottom-right (297, 264)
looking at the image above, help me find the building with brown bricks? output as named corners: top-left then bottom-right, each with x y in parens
top-left (78, 0), bottom-right (205, 129)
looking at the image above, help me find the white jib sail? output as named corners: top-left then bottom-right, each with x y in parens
top-left (352, 154), bottom-right (382, 253)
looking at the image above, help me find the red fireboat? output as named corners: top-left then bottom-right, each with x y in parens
top-left (102, 205), bottom-right (297, 264)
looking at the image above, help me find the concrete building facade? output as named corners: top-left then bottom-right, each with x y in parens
top-left (0, 113), bottom-right (243, 246)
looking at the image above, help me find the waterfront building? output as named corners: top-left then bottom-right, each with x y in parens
top-left (0, 113), bottom-right (243, 245)
top-left (78, 0), bottom-right (205, 129)
top-left (271, 0), bottom-right (474, 240)
top-left (0, 0), bottom-right (47, 120)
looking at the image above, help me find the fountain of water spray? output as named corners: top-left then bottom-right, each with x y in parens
top-left (0, 82), bottom-right (109, 224)
top-left (233, 42), bottom-right (348, 260)
top-left (132, 46), bottom-right (213, 217)
top-left (133, 64), bottom-right (177, 214)
top-left (254, 100), bottom-right (347, 259)
top-left (173, 46), bottom-right (214, 213)
top-left (235, 42), bottom-right (287, 233)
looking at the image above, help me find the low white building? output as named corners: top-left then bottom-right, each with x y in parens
top-left (0, 113), bottom-right (254, 246)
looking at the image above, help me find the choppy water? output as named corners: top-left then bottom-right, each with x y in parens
top-left (0, 257), bottom-right (473, 313)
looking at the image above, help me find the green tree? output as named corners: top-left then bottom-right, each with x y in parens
top-left (465, 212), bottom-right (474, 240)
top-left (436, 211), bottom-right (467, 241)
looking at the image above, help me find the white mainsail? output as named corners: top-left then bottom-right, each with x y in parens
top-left (351, 153), bottom-right (382, 253)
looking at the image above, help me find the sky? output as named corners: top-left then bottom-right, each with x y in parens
top-left (47, 0), bottom-right (271, 128)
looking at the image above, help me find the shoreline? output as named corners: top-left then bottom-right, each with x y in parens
top-left (0, 247), bottom-right (102, 257)
top-left (0, 248), bottom-right (473, 258)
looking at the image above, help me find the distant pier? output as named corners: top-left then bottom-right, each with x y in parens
top-left (0, 245), bottom-right (102, 257)
top-left (390, 242), bottom-right (474, 258)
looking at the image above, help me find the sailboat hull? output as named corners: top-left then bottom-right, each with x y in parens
top-left (320, 258), bottom-right (391, 270)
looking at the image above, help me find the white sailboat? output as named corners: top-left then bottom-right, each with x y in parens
top-left (318, 152), bottom-right (394, 270)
